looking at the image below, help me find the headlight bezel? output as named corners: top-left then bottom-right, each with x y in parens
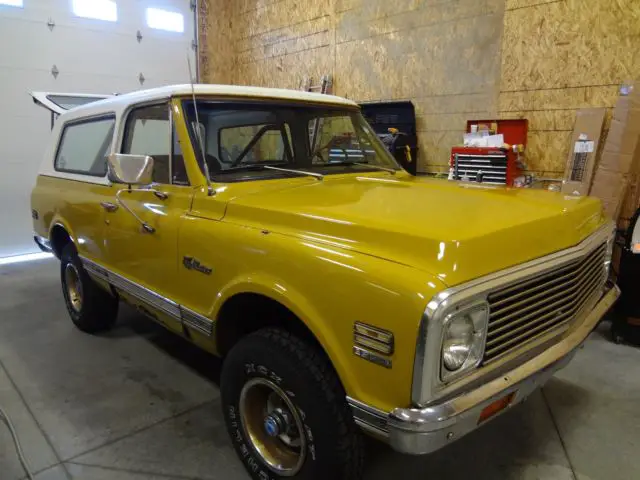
top-left (439, 302), bottom-right (489, 382)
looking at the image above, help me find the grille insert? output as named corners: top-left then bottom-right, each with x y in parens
top-left (483, 243), bottom-right (606, 362)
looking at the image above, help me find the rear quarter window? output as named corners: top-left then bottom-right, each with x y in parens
top-left (55, 116), bottom-right (115, 176)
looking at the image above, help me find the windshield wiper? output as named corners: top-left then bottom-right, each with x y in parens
top-left (214, 163), bottom-right (323, 180)
top-left (263, 165), bottom-right (324, 180)
top-left (323, 161), bottom-right (397, 174)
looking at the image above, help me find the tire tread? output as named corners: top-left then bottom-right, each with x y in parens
top-left (61, 244), bottom-right (118, 333)
top-left (254, 328), bottom-right (363, 480)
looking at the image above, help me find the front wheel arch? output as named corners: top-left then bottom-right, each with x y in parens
top-left (215, 292), bottom-right (325, 359)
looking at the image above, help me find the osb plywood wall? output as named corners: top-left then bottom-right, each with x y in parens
top-left (201, 0), bottom-right (640, 175)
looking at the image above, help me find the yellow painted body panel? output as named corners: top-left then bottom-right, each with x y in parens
top-left (31, 97), bottom-right (608, 414)
top-left (31, 176), bottom-right (111, 261)
top-left (103, 183), bottom-right (196, 334)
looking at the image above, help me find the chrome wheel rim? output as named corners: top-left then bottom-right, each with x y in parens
top-left (239, 377), bottom-right (306, 476)
top-left (64, 263), bottom-right (83, 312)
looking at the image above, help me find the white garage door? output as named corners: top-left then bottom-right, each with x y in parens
top-left (0, 0), bottom-right (197, 257)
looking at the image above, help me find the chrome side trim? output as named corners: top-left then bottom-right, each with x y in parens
top-left (82, 258), bottom-right (109, 282)
top-left (80, 256), bottom-right (214, 337)
top-left (412, 221), bottom-right (615, 407)
top-left (346, 397), bottom-right (389, 437)
top-left (180, 305), bottom-right (214, 336)
top-left (109, 271), bottom-right (180, 319)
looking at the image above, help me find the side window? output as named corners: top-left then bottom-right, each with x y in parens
top-left (55, 116), bottom-right (115, 176)
top-left (311, 115), bottom-right (363, 164)
top-left (121, 104), bottom-right (189, 185)
top-left (220, 124), bottom-right (292, 165)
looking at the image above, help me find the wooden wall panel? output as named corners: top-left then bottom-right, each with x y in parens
top-left (499, 0), bottom-right (640, 175)
top-left (502, 0), bottom-right (640, 92)
top-left (201, 0), bottom-right (640, 176)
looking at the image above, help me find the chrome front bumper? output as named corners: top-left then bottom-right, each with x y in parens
top-left (349, 284), bottom-right (620, 455)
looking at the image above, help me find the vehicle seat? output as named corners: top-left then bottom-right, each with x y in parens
top-left (150, 154), bottom-right (170, 184)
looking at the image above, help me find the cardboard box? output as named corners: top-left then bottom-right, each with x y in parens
top-left (619, 175), bottom-right (640, 229)
top-left (561, 108), bottom-right (606, 195)
top-left (598, 151), bottom-right (635, 174)
top-left (590, 167), bottom-right (629, 220)
top-left (613, 82), bottom-right (640, 116)
top-left (604, 118), bottom-right (640, 156)
top-left (613, 92), bottom-right (640, 123)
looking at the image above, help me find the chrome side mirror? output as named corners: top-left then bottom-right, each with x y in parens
top-left (108, 154), bottom-right (154, 185)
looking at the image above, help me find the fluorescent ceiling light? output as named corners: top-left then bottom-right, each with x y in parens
top-left (72, 0), bottom-right (118, 22)
top-left (0, 252), bottom-right (53, 266)
top-left (0, 0), bottom-right (24, 7)
top-left (146, 7), bottom-right (184, 33)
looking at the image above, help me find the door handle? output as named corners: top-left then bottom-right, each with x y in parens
top-left (100, 201), bottom-right (118, 212)
top-left (153, 190), bottom-right (169, 200)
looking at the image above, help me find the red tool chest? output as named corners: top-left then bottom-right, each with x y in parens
top-left (450, 119), bottom-right (528, 186)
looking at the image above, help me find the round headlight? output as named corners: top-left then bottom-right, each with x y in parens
top-left (442, 315), bottom-right (474, 371)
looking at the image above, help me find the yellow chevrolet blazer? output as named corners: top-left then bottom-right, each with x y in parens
top-left (30, 85), bottom-right (619, 480)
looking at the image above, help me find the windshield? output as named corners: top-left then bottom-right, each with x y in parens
top-left (182, 100), bottom-right (401, 182)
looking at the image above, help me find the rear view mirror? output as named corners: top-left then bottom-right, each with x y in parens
top-left (108, 154), bottom-right (153, 185)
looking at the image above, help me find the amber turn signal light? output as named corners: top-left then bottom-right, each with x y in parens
top-left (478, 392), bottom-right (516, 424)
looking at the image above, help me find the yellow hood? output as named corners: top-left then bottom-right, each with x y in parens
top-left (224, 174), bottom-right (606, 287)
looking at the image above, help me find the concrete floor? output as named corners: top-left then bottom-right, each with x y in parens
top-left (1, 259), bottom-right (639, 480)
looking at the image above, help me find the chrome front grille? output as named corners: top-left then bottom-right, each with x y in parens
top-left (483, 243), bottom-right (607, 362)
top-left (453, 153), bottom-right (507, 184)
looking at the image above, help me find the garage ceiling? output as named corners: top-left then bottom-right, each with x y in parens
top-left (0, 0), bottom-right (197, 257)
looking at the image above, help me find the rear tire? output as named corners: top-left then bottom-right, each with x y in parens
top-left (60, 244), bottom-right (118, 333)
top-left (221, 328), bottom-right (364, 480)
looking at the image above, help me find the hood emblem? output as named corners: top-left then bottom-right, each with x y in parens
top-left (183, 256), bottom-right (212, 275)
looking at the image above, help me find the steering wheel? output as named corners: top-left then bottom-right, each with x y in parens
top-left (311, 140), bottom-right (350, 164)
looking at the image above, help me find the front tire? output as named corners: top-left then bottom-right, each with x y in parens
top-left (60, 244), bottom-right (118, 333)
top-left (221, 328), bottom-right (363, 480)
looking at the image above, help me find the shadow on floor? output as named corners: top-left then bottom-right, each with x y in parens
top-left (104, 306), bottom-right (574, 480)
top-left (105, 304), bottom-right (223, 387)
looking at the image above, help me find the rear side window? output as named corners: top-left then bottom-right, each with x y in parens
top-left (55, 116), bottom-right (115, 176)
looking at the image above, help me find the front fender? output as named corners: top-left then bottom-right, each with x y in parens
top-left (177, 216), bottom-right (444, 412)
top-left (211, 272), bottom-right (357, 405)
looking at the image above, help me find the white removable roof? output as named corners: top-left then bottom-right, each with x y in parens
top-left (36, 84), bottom-right (360, 187)
top-left (55, 84), bottom-right (359, 123)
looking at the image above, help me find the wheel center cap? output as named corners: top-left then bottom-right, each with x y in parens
top-left (264, 414), bottom-right (282, 437)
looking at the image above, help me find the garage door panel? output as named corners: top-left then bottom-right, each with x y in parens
top-left (0, 1), bottom-right (195, 257)
top-left (0, 161), bottom-right (41, 257)
top-left (0, 26), bottom-right (138, 76)
top-left (51, 71), bottom-right (140, 94)
top-left (0, 115), bottom-right (49, 161)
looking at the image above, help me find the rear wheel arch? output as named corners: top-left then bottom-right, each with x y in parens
top-left (49, 223), bottom-right (74, 258)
